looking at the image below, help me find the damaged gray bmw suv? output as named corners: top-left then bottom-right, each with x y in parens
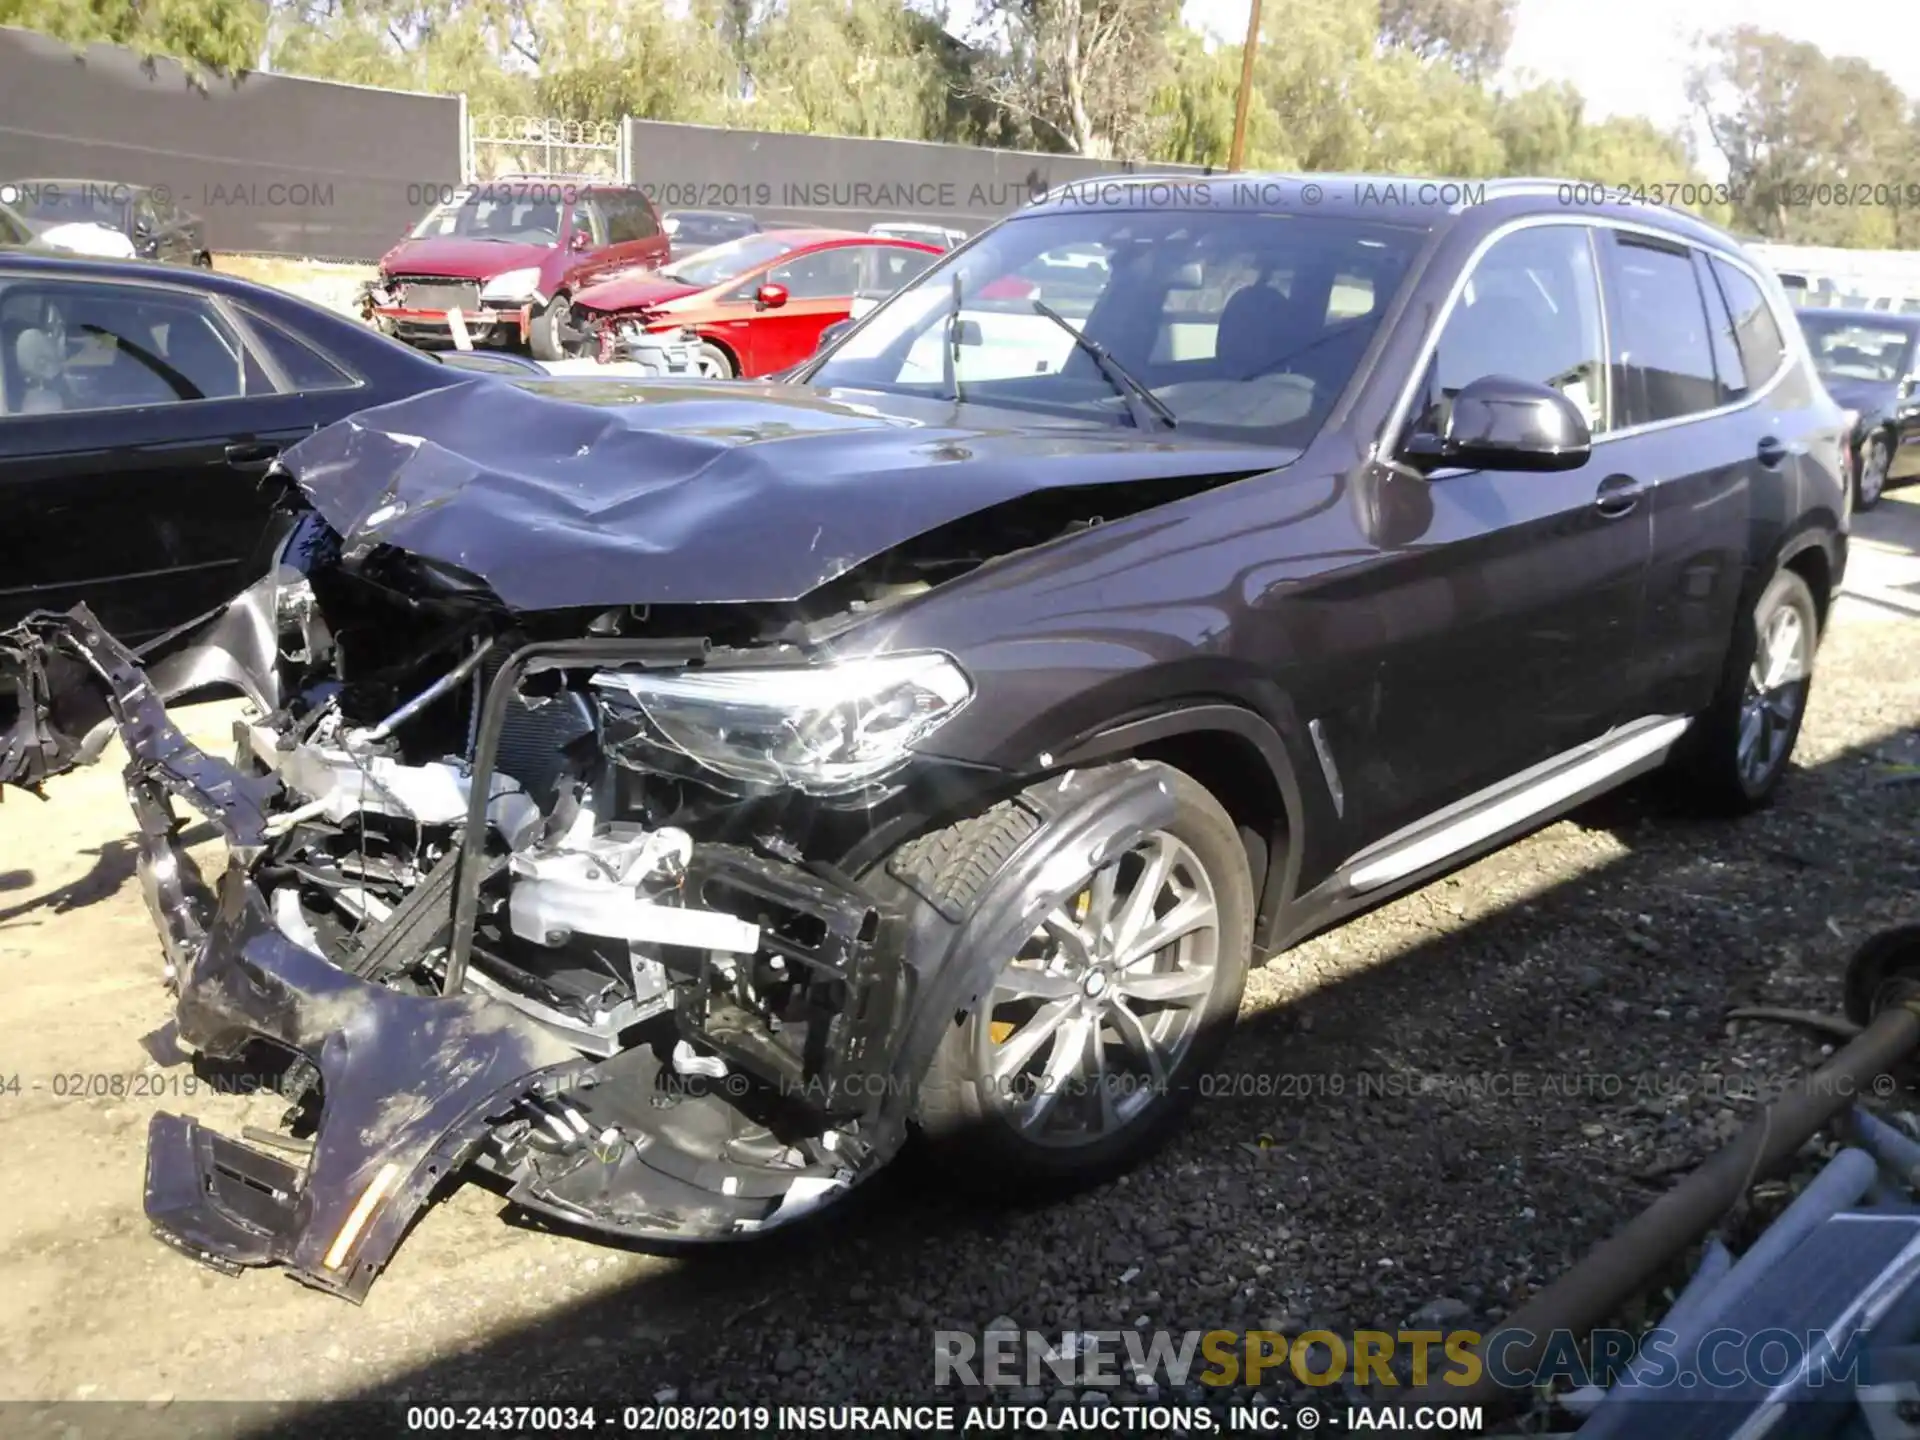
top-left (0, 176), bottom-right (1848, 1300)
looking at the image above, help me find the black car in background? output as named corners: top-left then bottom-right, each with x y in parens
top-left (1797, 307), bottom-right (1920, 510)
top-left (661, 208), bottom-right (760, 260)
top-left (0, 177), bottom-right (1849, 1295)
top-left (0, 252), bottom-right (534, 646)
top-left (0, 179), bottom-right (211, 267)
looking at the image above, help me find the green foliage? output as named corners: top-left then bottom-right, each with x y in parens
top-left (5, 1), bottom-right (1912, 248)
top-left (1689, 25), bottom-right (1917, 245)
top-left (1, 0), bottom-right (268, 74)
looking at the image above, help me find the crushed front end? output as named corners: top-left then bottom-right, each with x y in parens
top-left (0, 524), bottom-right (985, 1298)
top-left (0, 374), bottom-right (1255, 1299)
top-left (569, 304), bottom-right (704, 371)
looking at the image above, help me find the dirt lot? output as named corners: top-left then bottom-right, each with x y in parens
top-left (2, 497), bottom-right (1918, 1434)
top-left (214, 255), bottom-right (373, 318)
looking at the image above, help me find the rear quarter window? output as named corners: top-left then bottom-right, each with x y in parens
top-left (1710, 257), bottom-right (1788, 391)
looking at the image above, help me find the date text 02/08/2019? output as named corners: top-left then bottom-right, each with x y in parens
top-left (401, 1402), bottom-right (1485, 1433)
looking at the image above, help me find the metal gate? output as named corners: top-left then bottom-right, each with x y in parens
top-left (463, 115), bottom-right (627, 182)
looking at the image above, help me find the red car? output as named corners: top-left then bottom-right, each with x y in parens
top-left (364, 176), bottom-right (671, 359)
top-left (564, 229), bottom-right (942, 378)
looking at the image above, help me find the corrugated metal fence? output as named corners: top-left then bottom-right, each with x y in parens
top-left (0, 26), bottom-right (464, 261)
top-left (0, 27), bottom-right (1201, 262)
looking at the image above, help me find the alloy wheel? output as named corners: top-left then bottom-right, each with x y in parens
top-left (1737, 603), bottom-right (1809, 790)
top-left (975, 831), bottom-right (1221, 1148)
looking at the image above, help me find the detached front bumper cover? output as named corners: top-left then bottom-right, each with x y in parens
top-left (14, 606), bottom-right (584, 1302)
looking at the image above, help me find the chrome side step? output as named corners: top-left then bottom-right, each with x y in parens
top-left (1342, 715), bottom-right (1692, 895)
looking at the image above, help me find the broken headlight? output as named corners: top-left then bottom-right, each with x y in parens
top-left (590, 652), bottom-right (971, 796)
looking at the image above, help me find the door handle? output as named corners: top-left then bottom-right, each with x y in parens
top-left (1756, 435), bottom-right (1789, 468)
top-left (1594, 473), bottom-right (1642, 519)
top-left (224, 441), bottom-right (281, 471)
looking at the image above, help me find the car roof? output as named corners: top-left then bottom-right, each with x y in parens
top-left (1019, 173), bottom-right (1744, 254)
top-left (0, 249), bottom-right (289, 300)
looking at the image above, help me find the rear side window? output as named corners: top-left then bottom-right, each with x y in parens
top-left (1695, 251), bottom-right (1746, 402)
top-left (601, 191), bottom-right (660, 245)
top-left (241, 309), bottom-right (358, 392)
top-left (1606, 236), bottom-right (1718, 425)
top-left (1710, 257), bottom-right (1788, 392)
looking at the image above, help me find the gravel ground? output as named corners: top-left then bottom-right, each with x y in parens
top-left (2, 499), bottom-right (1916, 1438)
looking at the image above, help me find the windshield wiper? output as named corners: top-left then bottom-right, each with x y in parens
top-left (1031, 299), bottom-right (1175, 430)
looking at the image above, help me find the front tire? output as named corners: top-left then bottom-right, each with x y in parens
top-left (1667, 568), bottom-right (1819, 814)
top-left (1857, 431), bottom-right (1890, 511)
top-left (914, 765), bottom-right (1254, 1193)
top-left (695, 341), bottom-right (736, 379)
top-left (528, 294), bottom-right (574, 362)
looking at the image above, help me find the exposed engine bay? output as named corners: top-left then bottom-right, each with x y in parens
top-left (0, 373), bottom-right (1277, 1299)
top-left (0, 507), bottom-right (1174, 1301)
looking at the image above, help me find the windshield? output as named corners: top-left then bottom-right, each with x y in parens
top-left (668, 213), bottom-right (757, 248)
top-left (3, 185), bottom-right (129, 231)
top-left (411, 190), bottom-right (563, 244)
top-left (1799, 315), bottom-right (1916, 384)
top-left (806, 208), bottom-right (1424, 441)
top-left (662, 232), bottom-right (802, 287)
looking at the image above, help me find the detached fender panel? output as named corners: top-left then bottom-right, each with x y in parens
top-left (159, 871), bottom-right (583, 1302)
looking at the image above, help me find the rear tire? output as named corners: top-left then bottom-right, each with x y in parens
top-left (913, 764), bottom-right (1254, 1195)
top-left (1666, 568), bottom-right (1818, 814)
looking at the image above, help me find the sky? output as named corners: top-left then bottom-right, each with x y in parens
top-left (1181, 0), bottom-right (1920, 170)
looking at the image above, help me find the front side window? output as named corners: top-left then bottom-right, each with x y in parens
top-left (769, 246), bottom-right (863, 300)
top-left (1410, 224), bottom-right (1608, 441)
top-left (807, 208), bottom-right (1425, 443)
top-left (1711, 257), bottom-right (1788, 391)
top-left (1607, 235), bottom-right (1718, 425)
top-left (0, 280), bottom-right (252, 416)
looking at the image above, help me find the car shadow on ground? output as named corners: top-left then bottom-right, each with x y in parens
top-left (0, 821), bottom-right (217, 927)
top-left (221, 696), bottom-right (1920, 1437)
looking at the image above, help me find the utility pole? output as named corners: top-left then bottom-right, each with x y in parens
top-left (1228, 0), bottom-right (1263, 171)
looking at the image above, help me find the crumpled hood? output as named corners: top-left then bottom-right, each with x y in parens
top-left (381, 236), bottom-right (555, 280)
top-left (282, 377), bottom-right (1296, 610)
top-left (573, 272), bottom-right (702, 313)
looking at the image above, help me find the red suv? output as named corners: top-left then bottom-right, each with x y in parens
top-left (565, 229), bottom-right (941, 377)
top-left (365, 176), bottom-right (670, 359)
